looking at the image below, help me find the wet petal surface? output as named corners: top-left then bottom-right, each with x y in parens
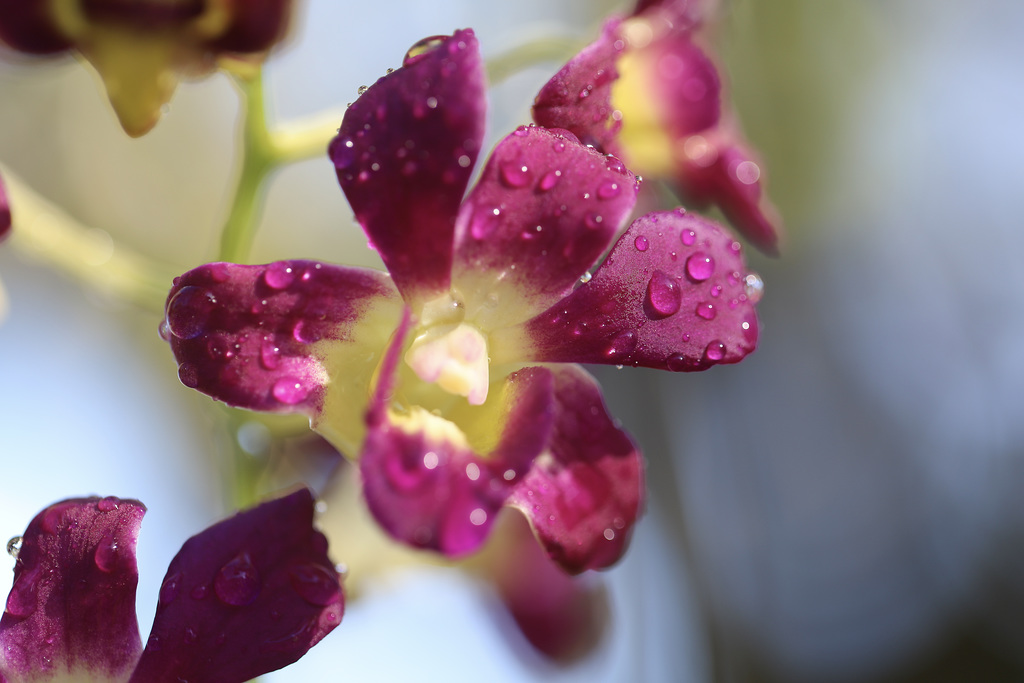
top-left (506, 366), bottom-right (643, 574)
top-left (453, 126), bottom-right (638, 328)
top-left (0, 497), bottom-right (145, 682)
top-left (163, 260), bottom-right (400, 423)
top-left (331, 29), bottom-right (486, 305)
top-left (501, 210), bottom-right (760, 371)
top-left (129, 489), bottom-right (343, 683)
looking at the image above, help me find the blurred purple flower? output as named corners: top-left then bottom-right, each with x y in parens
top-left (161, 30), bottom-right (761, 575)
top-left (0, 489), bottom-right (342, 683)
top-left (0, 0), bottom-right (294, 136)
top-left (0, 169), bottom-right (10, 241)
top-left (534, 0), bottom-right (782, 254)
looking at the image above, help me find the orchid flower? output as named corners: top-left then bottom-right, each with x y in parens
top-left (534, 0), bottom-right (782, 254)
top-left (161, 29), bottom-right (762, 575)
top-left (0, 489), bottom-right (343, 683)
top-left (0, 0), bottom-right (293, 136)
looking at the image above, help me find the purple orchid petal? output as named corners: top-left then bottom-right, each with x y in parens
top-left (500, 209), bottom-right (760, 371)
top-left (533, 20), bottom-right (624, 153)
top-left (80, 0), bottom-right (205, 25)
top-left (453, 126), bottom-right (639, 327)
top-left (209, 0), bottom-right (293, 53)
top-left (129, 489), bottom-right (342, 683)
top-left (506, 366), bottom-right (643, 574)
top-left (163, 260), bottom-right (400, 417)
top-left (639, 32), bottom-right (720, 138)
top-left (0, 1), bottom-right (73, 54)
top-left (678, 135), bottom-right (782, 255)
top-left (360, 313), bottom-right (556, 556)
top-left (331, 29), bottom-right (486, 306)
top-left (0, 171), bottom-right (10, 242)
top-left (0, 497), bottom-right (145, 682)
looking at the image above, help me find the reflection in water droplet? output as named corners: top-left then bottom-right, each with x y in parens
top-left (744, 273), bottom-right (764, 303)
top-left (6, 536), bottom-right (22, 558)
top-left (685, 252), bottom-right (715, 281)
top-left (403, 35), bottom-right (447, 66)
top-left (215, 553), bottom-right (261, 606)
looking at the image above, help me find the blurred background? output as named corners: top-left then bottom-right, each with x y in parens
top-left (2, 1), bottom-right (1024, 681)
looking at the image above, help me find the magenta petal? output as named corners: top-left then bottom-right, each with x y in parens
top-left (208, 0), bottom-right (293, 52)
top-left (361, 318), bottom-right (555, 556)
top-left (533, 20), bottom-right (623, 153)
top-left (331, 29), bottom-right (486, 305)
top-left (512, 210), bottom-right (760, 371)
top-left (645, 34), bottom-right (720, 137)
top-left (0, 1), bottom-right (73, 54)
top-left (0, 497), bottom-right (145, 681)
top-left (453, 126), bottom-right (638, 321)
top-left (679, 139), bottom-right (782, 255)
top-left (0, 171), bottom-right (10, 242)
top-left (507, 366), bottom-right (643, 574)
top-left (163, 260), bottom-right (398, 415)
top-left (129, 489), bottom-right (343, 683)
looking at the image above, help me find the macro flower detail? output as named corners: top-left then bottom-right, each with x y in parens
top-left (0, 169), bottom-right (10, 241)
top-left (162, 29), bottom-right (762, 575)
top-left (0, 0), bottom-right (293, 136)
top-left (533, 0), bottom-right (782, 254)
top-left (0, 489), bottom-right (343, 683)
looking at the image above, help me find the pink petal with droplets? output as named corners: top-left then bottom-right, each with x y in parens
top-left (330, 29), bottom-right (486, 306)
top-left (533, 19), bottom-right (624, 153)
top-left (360, 313), bottom-right (556, 557)
top-left (453, 126), bottom-right (638, 326)
top-left (678, 135), bottom-right (782, 255)
top-left (163, 260), bottom-right (399, 416)
top-left (129, 489), bottom-right (343, 683)
top-left (0, 497), bottom-right (145, 682)
top-left (506, 366), bottom-right (643, 574)
top-left (504, 210), bottom-right (759, 371)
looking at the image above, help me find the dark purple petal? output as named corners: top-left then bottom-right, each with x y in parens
top-left (360, 314), bottom-right (556, 556)
top-left (331, 30), bottom-right (486, 305)
top-left (501, 209), bottom-right (760, 371)
top-left (453, 126), bottom-right (638, 327)
top-left (163, 260), bottom-right (400, 417)
top-left (491, 515), bottom-right (608, 662)
top-left (678, 134), bottom-right (782, 255)
top-left (208, 0), bottom-right (293, 53)
top-left (506, 366), bottom-right (643, 574)
top-left (0, 0), bottom-right (73, 54)
top-left (0, 171), bottom-right (10, 242)
top-left (80, 0), bottom-right (205, 26)
top-left (533, 19), bottom-right (624, 153)
top-left (632, 0), bottom-right (706, 27)
top-left (129, 489), bottom-right (343, 683)
top-left (0, 497), bottom-right (145, 681)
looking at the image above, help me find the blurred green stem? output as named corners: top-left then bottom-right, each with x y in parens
top-left (485, 36), bottom-right (583, 84)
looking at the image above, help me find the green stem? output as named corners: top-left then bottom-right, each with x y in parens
top-left (485, 36), bottom-right (585, 85)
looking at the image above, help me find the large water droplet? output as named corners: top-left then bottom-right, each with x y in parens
top-left (666, 353), bottom-right (689, 372)
top-left (264, 263), bottom-right (296, 290)
top-left (159, 572), bottom-right (182, 605)
top-left (644, 271), bottom-right (682, 318)
top-left (166, 286), bottom-right (217, 339)
top-left (500, 159), bottom-right (530, 187)
top-left (704, 340), bottom-right (726, 362)
top-left (260, 339), bottom-right (281, 370)
top-left (215, 553), bottom-right (261, 606)
top-left (7, 536), bottom-right (22, 558)
top-left (597, 180), bottom-right (621, 199)
top-left (680, 229), bottom-right (696, 246)
top-left (403, 35), bottom-right (447, 66)
top-left (685, 252), bottom-right (715, 282)
top-left (696, 302), bottom-right (717, 320)
top-left (606, 330), bottom-right (638, 358)
top-left (6, 566), bottom-right (40, 617)
top-left (634, 235), bottom-right (649, 252)
top-left (272, 378), bottom-right (309, 405)
top-left (538, 169), bottom-right (561, 191)
top-left (292, 320), bottom-right (322, 344)
top-left (177, 363), bottom-right (199, 388)
top-left (94, 535), bottom-right (118, 573)
top-left (289, 564), bottom-right (341, 607)
top-left (97, 496), bottom-right (121, 512)
top-left (744, 273), bottom-right (764, 303)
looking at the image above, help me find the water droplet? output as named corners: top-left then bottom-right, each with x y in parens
top-left (500, 159), bottom-right (530, 187)
top-left (166, 286), bottom-right (217, 339)
top-left (263, 263), bottom-right (295, 290)
top-left (190, 585), bottom-right (209, 600)
top-left (292, 320), bottom-right (321, 344)
top-left (260, 339), bottom-right (281, 370)
top-left (183, 627), bottom-right (198, 644)
top-left (206, 263), bottom-right (230, 283)
top-left (289, 564), bottom-right (341, 607)
top-left (597, 180), bottom-right (621, 199)
top-left (332, 137), bottom-right (355, 170)
top-left (97, 496), bottom-right (120, 512)
top-left (215, 553), bottom-right (261, 606)
top-left (512, 126), bottom-right (530, 137)
top-left (579, 271), bottom-right (592, 284)
top-left (94, 535), bottom-right (118, 573)
top-left (680, 229), bottom-right (696, 246)
top-left (584, 213), bottom-right (604, 229)
top-left (685, 252), bottom-right (715, 281)
top-left (634, 235), bottom-right (649, 252)
top-left (177, 363), bottom-right (199, 388)
top-left (704, 341), bottom-right (726, 362)
top-left (6, 566), bottom-right (40, 616)
top-left (157, 320), bottom-right (171, 342)
top-left (272, 378), bottom-right (309, 405)
top-left (160, 572), bottom-right (183, 605)
top-left (6, 536), bottom-right (22, 558)
top-left (552, 140), bottom-right (566, 153)
top-left (356, 85), bottom-right (368, 95)
top-left (578, 85), bottom-right (594, 99)
top-left (606, 157), bottom-right (626, 174)
top-left (696, 302), bottom-right (717, 320)
top-left (744, 273), bottom-right (764, 303)
top-left (606, 330), bottom-right (638, 358)
top-left (645, 271), bottom-right (682, 318)
top-left (404, 35), bottom-right (447, 66)
top-left (538, 169), bottom-right (561, 191)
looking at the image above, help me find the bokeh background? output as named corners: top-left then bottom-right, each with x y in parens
top-left (2, 1), bottom-right (1023, 681)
